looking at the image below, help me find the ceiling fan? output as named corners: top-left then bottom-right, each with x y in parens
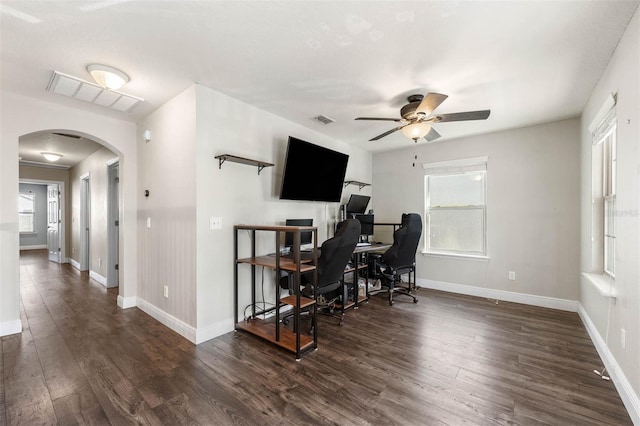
top-left (355, 92), bottom-right (490, 143)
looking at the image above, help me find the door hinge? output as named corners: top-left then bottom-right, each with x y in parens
top-left (115, 264), bottom-right (119, 270)
top-left (115, 220), bottom-right (119, 226)
top-left (58, 248), bottom-right (61, 251)
top-left (115, 177), bottom-right (120, 183)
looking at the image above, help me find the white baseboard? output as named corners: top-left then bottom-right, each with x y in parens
top-left (417, 278), bottom-right (578, 312)
top-left (117, 295), bottom-right (137, 309)
top-left (68, 258), bottom-right (81, 270)
top-left (195, 319), bottom-right (234, 344)
top-left (578, 304), bottom-right (640, 425)
top-left (136, 298), bottom-right (197, 344)
top-left (89, 270), bottom-right (107, 287)
top-left (0, 320), bottom-right (22, 337)
top-left (19, 245), bottom-right (47, 250)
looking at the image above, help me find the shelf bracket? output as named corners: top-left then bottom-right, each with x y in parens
top-left (217, 157), bottom-right (226, 169)
top-left (344, 180), bottom-right (371, 190)
top-left (257, 164), bottom-right (265, 175)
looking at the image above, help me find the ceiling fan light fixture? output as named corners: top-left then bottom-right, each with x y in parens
top-left (401, 122), bottom-right (431, 141)
top-left (41, 152), bottom-right (63, 162)
top-left (87, 64), bottom-right (129, 90)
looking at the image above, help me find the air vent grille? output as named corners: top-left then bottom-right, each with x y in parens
top-left (46, 71), bottom-right (144, 112)
top-left (313, 114), bottom-right (335, 125)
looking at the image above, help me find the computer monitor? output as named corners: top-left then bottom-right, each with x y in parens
top-left (355, 214), bottom-right (374, 241)
top-left (346, 194), bottom-right (370, 216)
top-left (284, 218), bottom-right (313, 247)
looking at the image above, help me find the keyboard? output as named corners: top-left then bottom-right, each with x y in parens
top-left (356, 242), bottom-right (372, 247)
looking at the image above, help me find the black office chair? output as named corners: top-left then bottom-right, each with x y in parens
top-left (377, 213), bottom-right (422, 305)
top-left (283, 219), bottom-right (361, 327)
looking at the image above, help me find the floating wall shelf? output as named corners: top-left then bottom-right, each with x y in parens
top-left (344, 180), bottom-right (371, 190)
top-left (214, 154), bottom-right (274, 175)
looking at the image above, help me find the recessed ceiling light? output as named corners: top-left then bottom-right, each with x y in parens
top-left (87, 64), bottom-right (130, 91)
top-left (41, 152), bottom-right (63, 162)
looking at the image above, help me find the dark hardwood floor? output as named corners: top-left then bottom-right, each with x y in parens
top-left (1, 250), bottom-right (632, 425)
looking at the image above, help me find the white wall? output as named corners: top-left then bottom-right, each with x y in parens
top-left (194, 84), bottom-right (372, 341)
top-left (373, 118), bottom-right (581, 303)
top-left (135, 84), bottom-right (372, 343)
top-left (579, 6), bottom-right (640, 409)
top-left (0, 92), bottom-right (137, 336)
top-left (137, 86), bottom-right (198, 328)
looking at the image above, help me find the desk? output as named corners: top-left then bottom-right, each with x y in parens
top-left (338, 243), bottom-right (390, 311)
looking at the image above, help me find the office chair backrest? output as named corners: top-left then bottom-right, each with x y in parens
top-left (381, 213), bottom-right (422, 269)
top-left (316, 219), bottom-right (361, 289)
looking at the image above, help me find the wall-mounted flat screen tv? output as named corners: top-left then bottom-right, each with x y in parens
top-left (280, 137), bottom-right (349, 203)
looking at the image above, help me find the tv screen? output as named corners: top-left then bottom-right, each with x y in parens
top-left (280, 137), bottom-right (349, 202)
top-left (346, 194), bottom-right (370, 215)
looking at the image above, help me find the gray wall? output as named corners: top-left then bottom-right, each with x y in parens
top-left (18, 183), bottom-right (47, 248)
top-left (579, 7), bottom-right (639, 403)
top-left (373, 118), bottom-right (581, 301)
top-left (69, 147), bottom-right (119, 278)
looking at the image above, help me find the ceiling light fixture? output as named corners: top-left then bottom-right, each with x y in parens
top-left (87, 64), bottom-right (129, 91)
top-left (401, 122), bottom-right (431, 142)
top-left (41, 152), bottom-right (63, 162)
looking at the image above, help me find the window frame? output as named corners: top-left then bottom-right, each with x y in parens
top-left (423, 157), bottom-right (488, 258)
top-left (19, 192), bottom-right (36, 234)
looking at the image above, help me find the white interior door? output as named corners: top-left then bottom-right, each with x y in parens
top-left (47, 184), bottom-right (60, 263)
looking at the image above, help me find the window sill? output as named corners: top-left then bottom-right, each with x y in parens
top-left (421, 251), bottom-right (489, 261)
top-left (20, 232), bottom-right (37, 235)
top-left (582, 272), bottom-right (616, 298)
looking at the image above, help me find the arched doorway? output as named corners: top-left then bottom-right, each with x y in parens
top-left (19, 130), bottom-right (123, 288)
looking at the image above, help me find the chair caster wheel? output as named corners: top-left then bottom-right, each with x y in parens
top-left (413, 299), bottom-right (418, 303)
top-left (389, 301), bottom-right (393, 306)
top-left (283, 319), bottom-right (289, 325)
top-left (339, 320), bottom-right (344, 327)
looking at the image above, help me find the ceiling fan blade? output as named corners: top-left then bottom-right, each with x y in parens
top-left (416, 93), bottom-right (448, 115)
top-left (369, 125), bottom-right (406, 141)
top-left (429, 110), bottom-right (491, 123)
top-left (355, 117), bottom-right (402, 122)
top-left (424, 127), bottom-right (441, 142)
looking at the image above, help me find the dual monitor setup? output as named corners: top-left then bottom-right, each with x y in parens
top-left (284, 194), bottom-right (374, 252)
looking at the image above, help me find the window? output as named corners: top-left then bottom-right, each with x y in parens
top-left (424, 157), bottom-right (487, 257)
top-left (591, 101), bottom-right (616, 278)
top-left (19, 192), bottom-right (36, 233)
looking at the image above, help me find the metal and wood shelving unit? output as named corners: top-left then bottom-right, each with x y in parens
top-left (234, 224), bottom-right (318, 359)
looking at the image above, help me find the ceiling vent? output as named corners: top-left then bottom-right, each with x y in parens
top-left (46, 71), bottom-right (144, 112)
top-left (313, 114), bottom-right (335, 125)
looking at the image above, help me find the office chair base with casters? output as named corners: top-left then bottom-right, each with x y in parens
top-left (375, 213), bottom-right (423, 306)
top-left (381, 266), bottom-right (418, 306)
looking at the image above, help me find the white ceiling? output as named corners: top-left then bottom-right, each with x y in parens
top-left (19, 131), bottom-right (105, 168)
top-left (2, 1), bottom-right (638, 154)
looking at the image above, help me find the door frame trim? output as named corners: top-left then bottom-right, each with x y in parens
top-left (106, 160), bottom-right (119, 288)
top-left (80, 173), bottom-right (90, 271)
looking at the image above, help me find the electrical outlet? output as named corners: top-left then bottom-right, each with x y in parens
top-left (163, 285), bottom-right (168, 298)
top-left (98, 258), bottom-right (102, 267)
top-left (210, 217), bottom-right (222, 230)
top-left (508, 271), bottom-right (516, 281)
top-left (147, 217), bottom-right (151, 229)
top-left (621, 328), bottom-right (626, 349)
